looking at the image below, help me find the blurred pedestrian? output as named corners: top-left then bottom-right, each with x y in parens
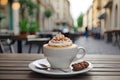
top-left (85, 26), bottom-right (89, 38)
top-left (96, 21), bottom-right (101, 39)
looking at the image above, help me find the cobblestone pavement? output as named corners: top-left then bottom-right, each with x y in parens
top-left (74, 36), bottom-right (120, 55)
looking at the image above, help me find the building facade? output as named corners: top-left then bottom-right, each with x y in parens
top-left (83, 0), bottom-right (120, 35)
top-left (111, 0), bottom-right (120, 30)
top-left (82, 13), bottom-right (88, 32)
top-left (38, 0), bottom-right (73, 31)
top-left (87, 6), bottom-right (93, 31)
top-left (38, 0), bottom-right (54, 31)
top-left (0, 0), bottom-right (73, 32)
top-left (51, 0), bottom-right (73, 31)
top-left (97, 0), bottom-right (120, 35)
top-left (82, 5), bottom-right (93, 32)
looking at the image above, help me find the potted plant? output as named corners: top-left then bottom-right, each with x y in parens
top-left (44, 9), bottom-right (52, 18)
top-left (28, 21), bottom-right (39, 35)
top-left (19, 19), bottom-right (29, 36)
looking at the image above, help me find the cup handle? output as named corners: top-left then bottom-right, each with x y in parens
top-left (73, 47), bottom-right (86, 61)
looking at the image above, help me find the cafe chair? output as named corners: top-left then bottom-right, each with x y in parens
top-left (117, 32), bottom-right (120, 49)
top-left (0, 39), bottom-right (15, 53)
top-left (112, 31), bottom-right (120, 49)
top-left (27, 37), bottom-right (50, 53)
top-left (0, 41), bottom-right (4, 53)
top-left (7, 39), bottom-right (15, 53)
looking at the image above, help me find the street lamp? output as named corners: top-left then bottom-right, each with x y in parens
top-left (12, 2), bottom-right (20, 10)
top-left (0, 0), bottom-right (8, 6)
top-left (12, 1), bottom-right (20, 35)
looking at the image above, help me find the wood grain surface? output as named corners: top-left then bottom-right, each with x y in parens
top-left (0, 54), bottom-right (120, 80)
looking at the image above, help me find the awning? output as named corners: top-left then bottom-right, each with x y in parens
top-left (98, 9), bottom-right (106, 20)
top-left (104, 0), bottom-right (113, 8)
top-left (98, 13), bottom-right (106, 20)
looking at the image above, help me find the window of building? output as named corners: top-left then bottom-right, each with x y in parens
top-left (56, 13), bottom-right (59, 19)
top-left (115, 5), bottom-right (118, 28)
top-left (56, 1), bottom-right (59, 9)
top-left (110, 8), bottom-right (112, 28)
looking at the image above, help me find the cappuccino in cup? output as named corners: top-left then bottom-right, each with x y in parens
top-left (43, 33), bottom-right (86, 69)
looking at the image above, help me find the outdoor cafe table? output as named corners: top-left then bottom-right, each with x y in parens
top-left (0, 34), bottom-right (27, 53)
top-left (0, 32), bottom-right (56, 53)
top-left (0, 54), bottom-right (120, 80)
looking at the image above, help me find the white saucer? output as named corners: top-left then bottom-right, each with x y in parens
top-left (28, 58), bottom-right (93, 76)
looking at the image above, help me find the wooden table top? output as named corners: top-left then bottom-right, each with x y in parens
top-left (0, 54), bottom-right (120, 80)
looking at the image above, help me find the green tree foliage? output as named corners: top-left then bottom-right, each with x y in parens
top-left (77, 13), bottom-right (84, 28)
top-left (19, 0), bottom-right (39, 19)
top-left (26, 0), bottom-right (38, 16)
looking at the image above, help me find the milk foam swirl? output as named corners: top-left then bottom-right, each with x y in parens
top-left (48, 33), bottom-right (72, 47)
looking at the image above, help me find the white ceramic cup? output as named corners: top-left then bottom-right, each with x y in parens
top-left (43, 44), bottom-right (86, 69)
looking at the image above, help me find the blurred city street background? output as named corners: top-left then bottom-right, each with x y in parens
top-left (11, 36), bottom-right (120, 54)
top-left (0, 0), bottom-right (120, 54)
